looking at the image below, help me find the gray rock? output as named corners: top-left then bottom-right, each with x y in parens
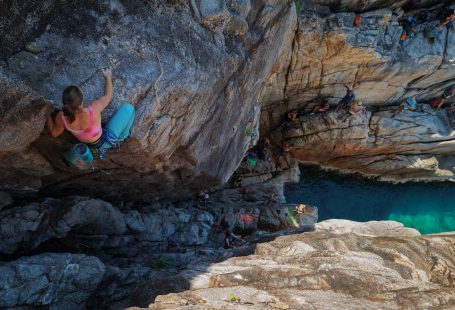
top-left (271, 107), bottom-right (455, 181)
top-left (0, 253), bottom-right (105, 309)
top-left (0, 191), bottom-right (13, 209)
top-left (310, 0), bottom-right (445, 12)
top-left (0, 0), bottom-right (64, 59)
top-left (223, 12), bottom-right (249, 36)
top-left (0, 0), bottom-right (297, 201)
top-left (227, 0), bottom-right (251, 18)
top-left (0, 197), bottom-right (126, 255)
top-left (197, 0), bottom-right (232, 32)
top-left (262, 5), bottom-right (455, 112)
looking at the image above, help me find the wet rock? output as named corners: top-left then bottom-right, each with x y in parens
top-left (0, 253), bottom-right (105, 309)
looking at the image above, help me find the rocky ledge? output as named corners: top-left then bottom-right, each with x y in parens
top-left (128, 220), bottom-right (455, 310)
top-left (0, 165), bottom-right (319, 309)
top-left (272, 106), bottom-right (455, 181)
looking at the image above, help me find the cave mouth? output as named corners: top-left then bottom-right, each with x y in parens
top-left (285, 165), bottom-right (455, 234)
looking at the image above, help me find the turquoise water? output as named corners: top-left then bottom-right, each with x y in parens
top-left (285, 167), bottom-right (455, 234)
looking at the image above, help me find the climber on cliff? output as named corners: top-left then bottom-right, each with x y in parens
top-left (399, 15), bottom-right (417, 44)
top-left (341, 101), bottom-right (365, 122)
top-left (437, 9), bottom-right (455, 30)
top-left (287, 110), bottom-right (299, 123)
top-left (311, 99), bottom-right (330, 114)
top-left (336, 86), bottom-right (355, 112)
top-left (431, 97), bottom-right (447, 110)
top-left (392, 95), bottom-right (417, 118)
top-left (224, 228), bottom-right (245, 248)
top-left (46, 68), bottom-right (135, 159)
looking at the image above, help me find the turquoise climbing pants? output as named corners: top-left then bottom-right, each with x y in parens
top-left (105, 103), bottom-right (135, 140)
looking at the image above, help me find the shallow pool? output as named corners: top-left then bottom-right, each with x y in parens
top-left (285, 167), bottom-right (455, 234)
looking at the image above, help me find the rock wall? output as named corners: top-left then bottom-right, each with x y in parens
top-left (0, 0), bottom-right (296, 201)
top-left (263, 5), bottom-right (455, 109)
top-left (261, 1), bottom-right (455, 181)
top-left (271, 107), bottom-right (455, 181)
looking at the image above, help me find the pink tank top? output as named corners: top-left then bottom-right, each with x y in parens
top-left (61, 106), bottom-right (102, 141)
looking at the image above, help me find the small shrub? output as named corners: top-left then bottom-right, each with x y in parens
top-left (152, 256), bottom-right (170, 269)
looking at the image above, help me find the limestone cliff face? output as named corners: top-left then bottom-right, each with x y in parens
top-left (263, 6), bottom-right (455, 108)
top-left (0, 0), bottom-right (296, 201)
top-left (262, 1), bottom-right (455, 181)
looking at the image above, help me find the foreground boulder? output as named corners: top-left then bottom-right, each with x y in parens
top-left (129, 221), bottom-right (455, 309)
top-left (0, 0), bottom-right (297, 201)
top-left (0, 253), bottom-right (105, 309)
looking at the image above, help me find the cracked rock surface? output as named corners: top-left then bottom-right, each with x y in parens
top-left (129, 221), bottom-right (455, 310)
top-left (261, 1), bottom-right (455, 180)
top-left (272, 106), bottom-right (455, 181)
top-left (0, 0), bottom-right (296, 201)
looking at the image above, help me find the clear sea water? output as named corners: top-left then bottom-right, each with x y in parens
top-left (285, 166), bottom-right (455, 234)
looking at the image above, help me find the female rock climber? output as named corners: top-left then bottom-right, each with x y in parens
top-left (46, 68), bottom-right (135, 159)
top-left (392, 95), bottom-right (417, 118)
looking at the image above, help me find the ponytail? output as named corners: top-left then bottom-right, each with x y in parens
top-left (62, 105), bottom-right (76, 123)
top-left (62, 85), bottom-right (83, 124)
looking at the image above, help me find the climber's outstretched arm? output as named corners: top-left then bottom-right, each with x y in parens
top-left (92, 68), bottom-right (113, 113)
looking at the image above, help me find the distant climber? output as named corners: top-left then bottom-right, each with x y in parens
top-left (353, 15), bottom-right (362, 27)
top-left (46, 68), bottom-right (135, 159)
top-left (256, 137), bottom-right (271, 161)
top-left (312, 99), bottom-right (330, 114)
top-left (283, 143), bottom-right (294, 153)
top-left (224, 228), bottom-right (245, 248)
top-left (431, 86), bottom-right (455, 110)
top-left (431, 97), bottom-right (446, 110)
top-left (392, 95), bottom-right (417, 118)
top-left (437, 9), bottom-right (455, 30)
top-left (341, 100), bottom-right (365, 122)
top-left (399, 16), bottom-right (417, 43)
top-left (287, 110), bottom-right (299, 123)
top-left (336, 86), bottom-right (355, 112)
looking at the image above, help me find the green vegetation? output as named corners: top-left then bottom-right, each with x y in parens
top-left (295, 0), bottom-right (303, 14)
top-left (151, 256), bottom-right (170, 269)
top-left (175, 221), bottom-right (185, 233)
